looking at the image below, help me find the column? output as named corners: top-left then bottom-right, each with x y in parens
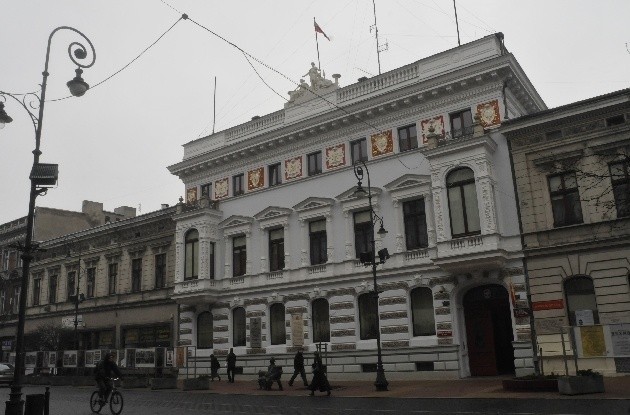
top-left (325, 214), bottom-right (334, 263)
top-left (224, 237), bottom-right (231, 277)
top-left (391, 199), bottom-right (404, 253)
top-left (245, 230), bottom-right (252, 275)
top-left (299, 219), bottom-right (308, 267)
top-left (283, 226), bottom-right (291, 270)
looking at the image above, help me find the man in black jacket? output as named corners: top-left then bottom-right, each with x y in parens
top-left (226, 348), bottom-right (237, 383)
top-left (288, 350), bottom-right (308, 387)
top-left (94, 353), bottom-right (122, 404)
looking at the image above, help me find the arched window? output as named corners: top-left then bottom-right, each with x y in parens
top-left (197, 312), bottom-right (213, 349)
top-left (233, 307), bottom-right (246, 347)
top-left (410, 287), bottom-right (436, 336)
top-left (184, 229), bottom-right (199, 280)
top-left (312, 298), bottom-right (330, 343)
top-left (358, 293), bottom-right (378, 340)
top-left (446, 167), bottom-right (480, 237)
top-left (565, 276), bottom-right (599, 326)
top-left (270, 303), bottom-right (286, 345)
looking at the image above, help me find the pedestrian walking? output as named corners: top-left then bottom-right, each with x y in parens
top-left (288, 349), bottom-right (308, 387)
top-left (210, 354), bottom-right (221, 381)
top-left (226, 348), bottom-right (237, 383)
top-left (308, 351), bottom-right (331, 396)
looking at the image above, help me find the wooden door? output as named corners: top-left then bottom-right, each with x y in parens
top-left (465, 304), bottom-right (498, 376)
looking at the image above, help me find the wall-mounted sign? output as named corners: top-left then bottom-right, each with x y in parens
top-left (532, 299), bottom-right (564, 311)
top-left (579, 325), bottom-right (606, 357)
top-left (61, 315), bottom-right (83, 328)
top-left (610, 323), bottom-right (630, 357)
top-left (250, 317), bottom-right (262, 349)
top-left (575, 310), bottom-right (595, 326)
top-left (291, 314), bottom-right (304, 347)
top-left (534, 317), bottom-right (567, 335)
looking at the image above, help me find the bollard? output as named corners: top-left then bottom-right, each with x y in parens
top-left (44, 387), bottom-right (50, 415)
top-left (24, 394), bottom-right (45, 415)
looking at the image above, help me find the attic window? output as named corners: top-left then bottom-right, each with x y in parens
top-left (546, 130), bottom-right (562, 140)
top-left (606, 115), bottom-right (625, 127)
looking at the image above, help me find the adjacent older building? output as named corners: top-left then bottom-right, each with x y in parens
top-left (168, 33), bottom-right (546, 379)
top-left (0, 201), bottom-right (136, 359)
top-left (503, 89), bottom-right (630, 375)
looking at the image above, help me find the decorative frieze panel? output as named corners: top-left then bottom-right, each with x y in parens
top-left (214, 349), bottom-right (228, 356)
top-left (476, 99), bottom-right (501, 128)
top-left (284, 156), bottom-right (303, 180)
top-left (382, 340), bottom-right (409, 348)
top-left (379, 281), bottom-right (408, 291)
top-left (179, 317), bottom-right (192, 324)
top-left (435, 306), bottom-right (451, 315)
top-left (214, 178), bottom-right (229, 199)
top-left (327, 288), bottom-right (356, 297)
top-left (179, 328), bottom-right (192, 335)
top-left (286, 306), bottom-right (307, 314)
top-left (325, 144), bottom-right (346, 170)
top-left (247, 167), bottom-right (264, 191)
top-left (421, 115), bottom-right (445, 144)
top-left (214, 338), bottom-right (229, 344)
top-left (381, 325), bottom-right (409, 334)
top-left (381, 311), bottom-right (408, 320)
top-left (245, 298), bottom-right (268, 306)
top-left (331, 343), bottom-right (356, 351)
top-left (284, 293), bottom-right (311, 302)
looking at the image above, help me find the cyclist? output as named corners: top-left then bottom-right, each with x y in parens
top-left (94, 353), bottom-right (122, 405)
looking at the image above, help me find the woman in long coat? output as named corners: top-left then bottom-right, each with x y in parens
top-left (308, 351), bottom-right (331, 396)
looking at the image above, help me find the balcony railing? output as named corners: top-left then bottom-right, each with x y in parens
top-left (308, 264), bottom-right (327, 274)
top-left (450, 235), bottom-right (483, 250)
top-left (404, 248), bottom-right (429, 260)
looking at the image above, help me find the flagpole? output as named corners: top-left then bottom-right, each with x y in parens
top-left (314, 17), bottom-right (321, 70)
top-left (453, 0), bottom-right (461, 46)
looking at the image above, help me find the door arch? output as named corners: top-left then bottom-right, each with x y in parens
top-left (463, 284), bottom-right (514, 376)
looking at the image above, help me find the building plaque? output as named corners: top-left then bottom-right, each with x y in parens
top-left (291, 314), bottom-right (304, 347)
top-left (250, 317), bottom-right (262, 349)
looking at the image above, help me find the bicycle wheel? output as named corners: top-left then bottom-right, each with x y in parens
top-left (90, 391), bottom-right (103, 413)
top-left (109, 391), bottom-right (124, 415)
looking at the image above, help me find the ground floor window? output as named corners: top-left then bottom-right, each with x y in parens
top-left (270, 303), bottom-right (286, 345)
top-left (312, 298), bottom-right (330, 343)
top-left (122, 324), bottom-right (171, 348)
top-left (358, 293), bottom-right (378, 340)
top-left (197, 312), bottom-right (213, 349)
top-left (233, 307), bottom-right (246, 347)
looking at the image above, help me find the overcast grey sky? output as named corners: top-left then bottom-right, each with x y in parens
top-left (1, 0), bottom-right (629, 225)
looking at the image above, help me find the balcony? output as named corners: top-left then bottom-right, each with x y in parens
top-left (173, 278), bottom-right (219, 304)
top-left (433, 233), bottom-right (508, 273)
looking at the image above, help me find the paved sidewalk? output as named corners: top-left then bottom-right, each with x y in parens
top-left (200, 376), bottom-right (630, 400)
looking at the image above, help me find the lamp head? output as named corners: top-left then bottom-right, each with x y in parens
top-left (0, 102), bottom-right (13, 127)
top-left (67, 68), bottom-right (89, 97)
top-left (352, 183), bottom-right (367, 198)
top-left (377, 221), bottom-right (388, 235)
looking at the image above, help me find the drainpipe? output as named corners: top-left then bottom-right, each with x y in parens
top-left (507, 136), bottom-right (540, 376)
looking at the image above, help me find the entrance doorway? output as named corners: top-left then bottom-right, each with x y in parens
top-left (463, 284), bottom-right (515, 376)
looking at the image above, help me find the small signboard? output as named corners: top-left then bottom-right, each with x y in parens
top-left (610, 323), bottom-right (630, 356)
top-left (532, 299), bottom-right (564, 311)
top-left (61, 315), bottom-right (84, 328)
top-left (24, 352), bottom-right (37, 368)
top-left (2, 340), bottom-right (12, 351)
top-left (575, 310), bottom-right (595, 326)
top-left (535, 317), bottom-right (567, 335)
top-left (63, 351), bottom-right (77, 367)
top-left (250, 317), bottom-right (262, 349)
top-left (135, 348), bottom-right (156, 368)
top-left (579, 325), bottom-right (606, 357)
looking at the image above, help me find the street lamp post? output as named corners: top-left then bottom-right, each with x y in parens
top-left (353, 160), bottom-right (389, 392)
top-left (1, 27), bottom-right (95, 415)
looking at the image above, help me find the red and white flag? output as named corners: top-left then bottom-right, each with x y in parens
top-left (314, 21), bottom-right (330, 41)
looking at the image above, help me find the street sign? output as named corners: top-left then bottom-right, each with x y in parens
top-left (61, 315), bottom-right (84, 328)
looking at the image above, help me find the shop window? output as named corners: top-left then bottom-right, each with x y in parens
top-left (270, 303), bottom-right (286, 345)
top-left (233, 307), bottom-right (246, 347)
top-left (358, 293), bottom-right (378, 340)
top-left (410, 287), bottom-right (436, 336)
top-left (565, 276), bottom-right (599, 326)
top-left (312, 298), bottom-right (330, 343)
top-left (549, 172), bottom-right (583, 227)
top-left (197, 312), bottom-right (214, 349)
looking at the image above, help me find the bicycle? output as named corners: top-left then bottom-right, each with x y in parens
top-left (90, 378), bottom-right (124, 415)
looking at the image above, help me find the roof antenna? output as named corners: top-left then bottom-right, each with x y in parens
top-left (453, 0), bottom-right (461, 46)
top-left (370, 0), bottom-right (386, 75)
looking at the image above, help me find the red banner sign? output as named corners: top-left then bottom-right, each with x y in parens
top-left (532, 299), bottom-right (564, 311)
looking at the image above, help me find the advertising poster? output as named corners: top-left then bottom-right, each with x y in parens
top-left (291, 314), bottom-right (304, 347)
top-left (610, 323), bottom-right (630, 357)
top-left (175, 346), bottom-right (187, 368)
top-left (63, 351), bottom-right (77, 367)
top-left (580, 325), bottom-right (606, 357)
top-left (48, 351), bottom-right (57, 368)
top-left (166, 349), bottom-right (174, 367)
top-left (24, 352), bottom-right (37, 368)
top-left (135, 348), bottom-right (156, 368)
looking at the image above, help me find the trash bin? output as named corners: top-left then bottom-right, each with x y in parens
top-left (24, 394), bottom-right (46, 415)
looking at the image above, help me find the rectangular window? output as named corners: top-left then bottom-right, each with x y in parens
top-left (232, 236), bottom-right (246, 277)
top-left (403, 199), bottom-right (428, 250)
top-left (67, 271), bottom-right (76, 300)
top-left (155, 253), bottom-right (166, 289)
top-left (353, 210), bottom-right (372, 258)
top-left (269, 228), bottom-right (285, 272)
top-left (200, 183), bottom-right (212, 198)
top-left (0, 290), bottom-right (5, 314)
top-left (269, 163), bottom-right (282, 187)
top-left (48, 275), bottom-right (58, 304)
top-left (549, 172), bottom-right (583, 227)
top-left (108, 263), bottom-right (118, 295)
top-left (450, 109), bottom-right (473, 138)
top-left (132, 258), bottom-right (142, 293)
top-left (359, 293), bottom-right (378, 340)
top-left (86, 267), bottom-right (96, 298)
top-left (307, 151), bottom-right (322, 176)
top-left (351, 138), bottom-right (368, 163)
top-left (610, 161), bottom-right (630, 218)
top-left (209, 242), bottom-right (215, 279)
top-left (398, 124), bottom-right (418, 152)
top-left (8, 251), bottom-right (17, 270)
top-left (32, 278), bottom-right (41, 306)
top-left (309, 219), bottom-right (328, 265)
top-left (12, 286), bottom-right (20, 314)
top-left (233, 174), bottom-right (244, 196)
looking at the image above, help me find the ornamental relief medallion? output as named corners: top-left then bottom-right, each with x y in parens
top-left (325, 143), bottom-right (346, 169)
top-left (214, 177), bottom-right (229, 199)
top-left (370, 130), bottom-right (393, 157)
top-left (248, 167), bottom-right (264, 191)
top-left (284, 156), bottom-right (303, 180)
top-left (420, 115), bottom-right (445, 144)
top-left (476, 99), bottom-right (501, 128)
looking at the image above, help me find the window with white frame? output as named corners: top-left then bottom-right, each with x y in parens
top-left (548, 172), bottom-right (583, 227)
top-left (232, 235), bottom-right (247, 277)
top-left (403, 199), bottom-right (428, 250)
top-left (309, 220), bottom-right (327, 265)
top-left (269, 228), bottom-right (285, 272)
top-left (446, 167), bottom-right (480, 237)
top-left (185, 229), bottom-right (199, 280)
top-left (353, 210), bottom-right (372, 258)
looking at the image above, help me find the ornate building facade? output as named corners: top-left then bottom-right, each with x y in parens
top-left (504, 89), bottom-right (630, 375)
top-left (168, 33), bottom-right (546, 379)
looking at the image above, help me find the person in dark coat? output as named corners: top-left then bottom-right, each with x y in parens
top-left (94, 353), bottom-right (122, 404)
top-left (288, 350), bottom-right (308, 387)
top-left (308, 351), bottom-right (331, 396)
top-left (259, 357), bottom-right (283, 390)
top-left (226, 348), bottom-right (237, 383)
top-left (210, 354), bottom-right (221, 381)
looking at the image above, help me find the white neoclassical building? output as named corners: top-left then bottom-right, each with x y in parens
top-left (167, 33), bottom-right (546, 379)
